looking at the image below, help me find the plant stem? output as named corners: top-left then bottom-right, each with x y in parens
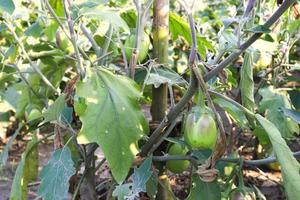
top-left (62, 0), bottom-right (85, 79)
top-left (80, 23), bottom-right (102, 59)
top-left (44, 0), bottom-right (91, 63)
top-left (152, 151), bottom-right (300, 166)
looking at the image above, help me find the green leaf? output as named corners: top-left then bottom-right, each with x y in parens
top-left (37, 147), bottom-right (75, 200)
top-left (112, 158), bottom-right (152, 199)
top-left (259, 87), bottom-right (299, 138)
top-left (146, 175), bottom-right (158, 199)
top-left (213, 97), bottom-right (249, 128)
top-left (0, 0), bottom-right (15, 14)
top-left (187, 175), bottom-right (221, 200)
top-left (169, 12), bottom-right (214, 58)
top-left (76, 68), bottom-right (149, 183)
top-left (240, 52), bottom-right (255, 126)
top-left (287, 19), bottom-right (300, 34)
top-left (240, 52), bottom-right (255, 112)
top-left (49, 0), bottom-right (64, 17)
top-left (0, 86), bottom-right (19, 112)
top-left (144, 67), bottom-right (188, 88)
top-left (247, 25), bottom-right (271, 33)
top-left (282, 108), bottom-right (300, 124)
top-left (44, 20), bottom-right (59, 41)
top-left (255, 114), bottom-right (300, 200)
top-left (10, 134), bottom-right (38, 200)
top-left (132, 158), bottom-right (152, 194)
top-left (121, 9), bottom-right (137, 28)
top-left (43, 94), bottom-right (66, 123)
top-left (24, 21), bottom-right (44, 38)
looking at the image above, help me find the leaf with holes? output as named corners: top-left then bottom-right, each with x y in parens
top-left (37, 147), bottom-right (75, 200)
top-left (255, 114), bottom-right (300, 200)
top-left (76, 68), bottom-right (149, 183)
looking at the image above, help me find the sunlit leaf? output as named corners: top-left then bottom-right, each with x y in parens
top-left (76, 68), bottom-right (149, 183)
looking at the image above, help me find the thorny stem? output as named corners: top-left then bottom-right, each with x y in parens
top-left (140, 0), bottom-right (296, 158)
top-left (129, 0), bottom-right (152, 77)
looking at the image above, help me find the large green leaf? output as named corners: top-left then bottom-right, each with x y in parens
top-left (76, 68), bottom-right (149, 183)
top-left (187, 175), bottom-right (221, 200)
top-left (259, 87), bottom-right (299, 138)
top-left (10, 134), bottom-right (38, 200)
top-left (0, 0), bottom-right (15, 14)
top-left (37, 147), bottom-right (75, 200)
top-left (255, 114), bottom-right (300, 200)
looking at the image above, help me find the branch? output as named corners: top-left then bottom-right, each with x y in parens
top-left (80, 24), bottom-right (101, 59)
top-left (152, 150), bottom-right (300, 166)
top-left (62, 0), bottom-right (85, 78)
top-left (129, 0), bottom-right (153, 77)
